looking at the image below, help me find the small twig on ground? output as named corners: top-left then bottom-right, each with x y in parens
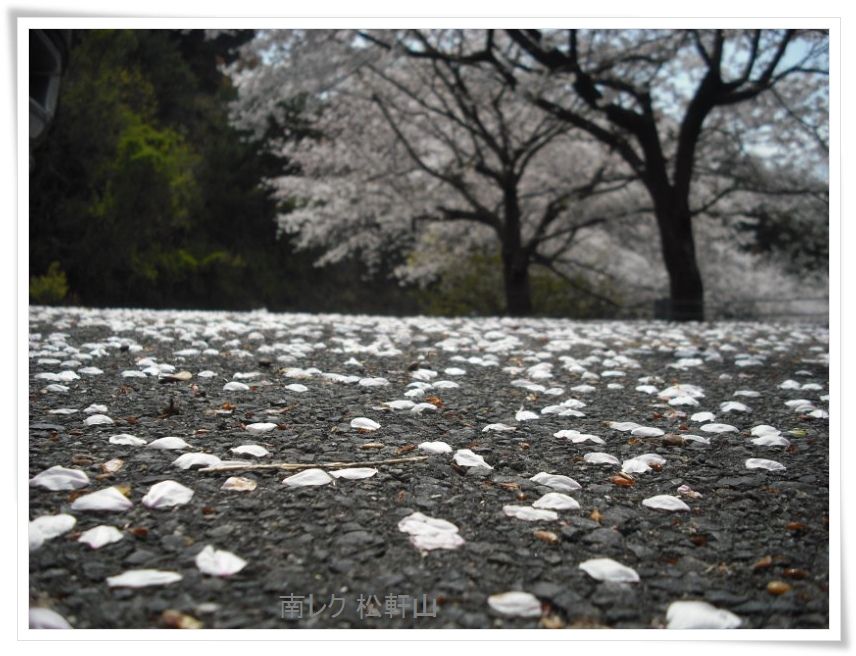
top-left (198, 455), bottom-right (429, 473)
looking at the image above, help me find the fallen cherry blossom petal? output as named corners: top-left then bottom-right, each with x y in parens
top-left (84, 414), bottom-right (114, 426)
top-left (487, 591), bottom-right (542, 618)
top-left (532, 492), bottom-right (580, 511)
top-left (78, 525), bottom-right (124, 549)
top-left (642, 495), bottom-right (690, 512)
top-left (173, 453), bottom-right (223, 470)
top-left (147, 436), bottom-right (191, 450)
top-left (29, 607), bottom-right (73, 629)
top-left (195, 545), bottom-right (247, 576)
top-left (245, 422), bottom-right (277, 434)
top-left (221, 476), bottom-right (257, 491)
top-left (29, 465), bottom-right (90, 491)
top-left (700, 423), bottom-right (738, 433)
top-left (30, 514), bottom-right (76, 541)
top-left (107, 569), bottom-right (183, 588)
top-left (109, 433), bottom-right (147, 446)
top-left (746, 458), bottom-right (786, 471)
top-left (583, 452), bottom-right (620, 466)
top-left (482, 423), bottom-right (516, 432)
top-left (579, 558), bottom-right (640, 583)
top-left (453, 449), bottom-right (493, 469)
top-left (530, 472), bottom-right (581, 492)
top-left (631, 426), bottom-right (665, 437)
top-left (397, 512), bottom-right (465, 551)
top-left (142, 480), bottom-right (194, 508)
top-left (418, 441), bottom-right (452, 454)
top-left (70, 487), bottom-right (133, 512)
top-left (282, 468), bottom-right (333, 487)
top-left (231, 444), bottom-right (270, 457)
top-left (503, 505), bottom-right (559, 521)
top-left (329, 467), bottom-right (378, 480)
top-left (666, 600), bottom-right (742, 629)
top-left (350, 417), bottom-right (380, 431)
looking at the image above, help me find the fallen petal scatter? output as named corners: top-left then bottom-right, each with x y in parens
top-left (27, 306), bottom-right (829, 629)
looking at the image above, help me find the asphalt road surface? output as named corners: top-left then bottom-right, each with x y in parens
top-left (28, 307), bottom-right (830, 630)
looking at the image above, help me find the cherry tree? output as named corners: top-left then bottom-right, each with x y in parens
top-left (227, 30), bottom-right (643, 315)
top-left (378, 29), bottom-right (829, 320)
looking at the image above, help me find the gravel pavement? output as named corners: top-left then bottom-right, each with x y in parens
top-left (27, 307), bottom-right (830, 630)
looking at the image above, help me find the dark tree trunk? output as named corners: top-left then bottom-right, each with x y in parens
top-left (654, 201), bottom-right (705, 321)
top-left (500, 182), bottom-right (533, 316)
top-left (502, 248), bottom-right (533, 316)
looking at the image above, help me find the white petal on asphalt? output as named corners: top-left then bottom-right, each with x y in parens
top-left (482, 423), bottom-right (516, 432)
top-left (223, 381), bottom-right (250, 392)
top-left (84, 414), bottom-right (113, 426)
top-left (642, 495), bottom-right (691, 512)
top-left (282, 469), bottom-right (333, 487)
top-left (30, 514), bottom-right (76, 540)
top-left (30, 465), bottom-right (90, 491)
top-left (70, 487), bottom-right (133, 512)
top-left (720, 401), bottom-right (751, 413)
top-left (515, 408), bottom-right (539, 421)
top-left (245, 422), bottom-right (277, 434)
top-left (453, 449), bottom-right (493, 469)
top-left (83, 403), bottom-right (108, 414)
top-left (700, 423), bottom-right (738, 433)
top-left (554, 429), bottom-right (605, 444)
top-left (29, 607), bottom-right (73, 629)
top-left (231, 444), bottom-right (270, 457)
top-left (608, 421), bottom-right (642, 432)
top-left (503, 505), bottom-right (559, 521)
top-left (583, 452), bottom-right (620, 466)
top-left (752, 434), bottom-right (791, 447)
top-left (329, 467), bottom-right (378, 480)
top-left (173, 453), bottom-right (223, 469)
top-left (579, 558), bottom-right (640, 583)
top-left (666, 600), bottom-right (742, 629)
top-left (384, 400), bottom-right (415, 410)
top-left (411, 402), bottom-right (439, 414)
top-left (221, 476), bottom-right (257, 491)
top-left (433, 380), bottom-right (459, 389)
top-left (142, 480), bottom-right (194, 508)
top-left (285, 383), bottom-right (309, 393)
top-left (78, 525), bottom-right (124, 549)
top-left (751, 425), bottom-right (781, 437)
top-left (109, 433), bottom-right (147, 446)
top-left (418, 441), bottom-right (452, 454)
top-left (621, 457), bottom-right (652, 474)
top-left (147, 436), bottom-right (191, 450)
top-left (397, 512), bottom-right (464, 551)
top-left (530, 472), bottom-right (581, 492)
top-left (532, 492), bottom-right (580, 511)
top-left (746, 458), bottom-right (786, 471)
top-left (677, 484), bottom-right (703, 499)
top-left (668, 396), bottom-right (699, 407)
top-left (690, 411), bottom-right (716, 422)
top-left (681, 434), bottom-right (711, 445)
top-left (195, 545), bottom-right (247, 576)
top-left (631, 426), bottom-right (665, 437)
top-left (350, 417), bottom-right (380, 431)
top-left (487, 591), bottom-right (542, 618)
top-left (106, 569), bottom-right (183, 588)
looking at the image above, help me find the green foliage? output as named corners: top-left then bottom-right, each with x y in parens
top-left (30, 29), bottom-right (421, 313)
top-left (416, 251), bottom-right (622, 318)
top-left (29, 262), bottom-right (69, 304)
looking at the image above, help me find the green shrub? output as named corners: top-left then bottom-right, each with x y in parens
top-left (29, 262), bottom-right (69, 304)
top-left (416, 251), bottom-right (622, 318)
